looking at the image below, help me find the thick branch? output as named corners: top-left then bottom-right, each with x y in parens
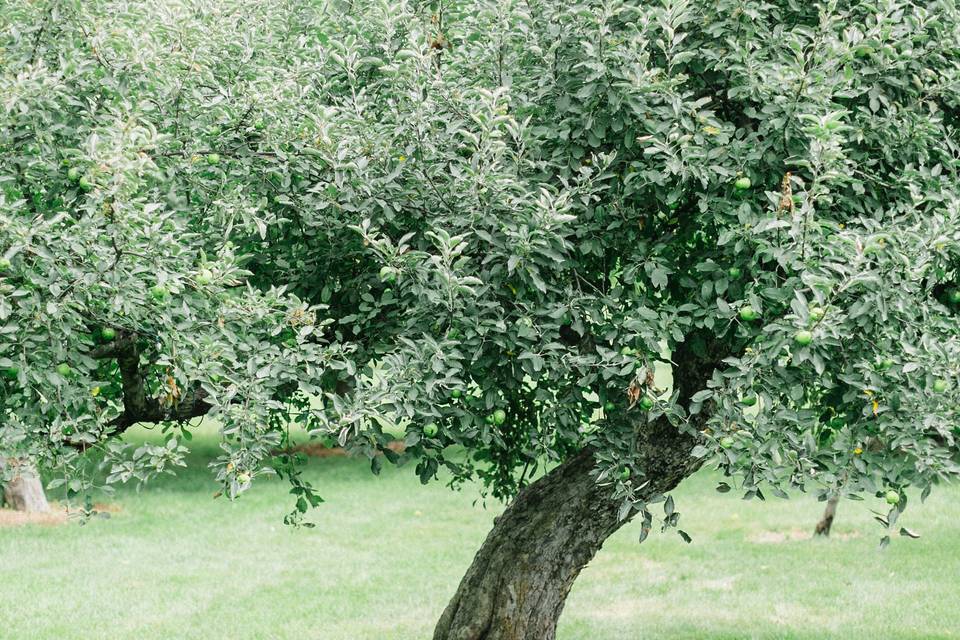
top-left (93, 334), bottom-right (211, 437)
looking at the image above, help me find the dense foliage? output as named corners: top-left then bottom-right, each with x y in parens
top-left (3, 0), bottom-right (960, 540)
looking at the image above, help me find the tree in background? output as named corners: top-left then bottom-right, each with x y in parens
top-left (0, 458), bottom-right (49, 512)
top-left (814, 495), bottom-right (841, 536)
top-left (3, 1), bottom-right (960, 638)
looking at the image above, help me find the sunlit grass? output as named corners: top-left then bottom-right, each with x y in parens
top-left (1, 424), bottom-right (957, 639)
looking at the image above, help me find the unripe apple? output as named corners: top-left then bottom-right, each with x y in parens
top-left (379, 266), bottom-right (398, 283)
top-left (794, 330), bottom-right (814, 346)
top-left (150, 284), bottom-right (169, 302)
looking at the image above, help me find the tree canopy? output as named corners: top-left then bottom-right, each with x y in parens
top-left (3, 0), bottom-right (960, 543)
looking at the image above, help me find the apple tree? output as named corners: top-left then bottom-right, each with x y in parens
top-left (4, 1), bottom-right (960, 639)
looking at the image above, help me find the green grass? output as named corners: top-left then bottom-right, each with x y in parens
top-left (1, 426), bottom-right (958, 640)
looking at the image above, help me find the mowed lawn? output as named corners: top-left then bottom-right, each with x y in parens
top-left (2, 426), bottom-right (959, 640)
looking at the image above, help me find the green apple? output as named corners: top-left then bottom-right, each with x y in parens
top-left (237, 472), bottom-right (251, 484)
top-left (379, 266), bottom-right (398, 283)
top-left (638, 395), bottom-right (654, 410)
top-left (740, 394), bottom-right (757, 407)
top-left (734, 176), bottom-right (751, 190)
top-left (56, 363), bottom-right (71, 376)
top-left (794, 330), bottom-right (813, 346)
top-left (0, 257), bottom-right (11, 272)
top-left (423, 422), bottom-right (439, 437)
top-left (877, 357), bottom-right (894, 371)
top-left (206, 153), bottom-right (221, 165)
top-left (492, 409), bottom-right (507, 425)
top-left (78, 176), bottom-right (94, 192)
top-left (196, 269), bottom-right (214, 285)
top-left (450, 389), bottom-right (462, 399)
top-left (719, 436), bottom-right (735, 449)
top-left (809, 306), bottom-right (825, 321)
top-left (3, 365), bottom-right (19, 380)
top-left (100, 327), bottom-right (116, 341)
top-left (727, 267), bottom-right (742, 279)
top-left (604, 401), bottom-right (615, 412)
top-left (933, 378), bottom-right (949, 393)
top-left (948, 288), bottom-right (960, 304)
top-left (739, 307), bottom-right (760, 322)
top-left (67, 167), bottom-right (81, 182)
top-left (150, 284), bottom-right (169, 302)
top-left (885, 490), bottom-right (900, 505)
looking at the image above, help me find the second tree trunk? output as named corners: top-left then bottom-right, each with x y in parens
top-left (1, 458), bottom-right (50, 513)
top-left (814, 496), bottom-right (839, 537)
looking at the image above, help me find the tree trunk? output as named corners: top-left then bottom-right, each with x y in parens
top-left (433, 421), bottom-right (700, 640)
top-left (813, 495), bottom-right (839, 537)
top-left (0, 458), bottom-right (50, 513)
top-left (433, 337), bottom-right (725, 640)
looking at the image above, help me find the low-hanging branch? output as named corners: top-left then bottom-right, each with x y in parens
top-left (91, 334), bottom-right (211, 436)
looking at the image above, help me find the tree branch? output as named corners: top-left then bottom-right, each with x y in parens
top-left (92, 334), bottom-right (212, 437)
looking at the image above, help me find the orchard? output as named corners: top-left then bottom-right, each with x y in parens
top-left (2, 0), bottom-right (960, 638)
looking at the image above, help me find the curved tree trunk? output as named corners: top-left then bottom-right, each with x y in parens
top-left (433, 336), bottom-right (726, 640)
top-left (433, 417), bottom-right (701, 640)
top-left (1, 458), bottom-right (50, 513)
top-left (813, 495), bottom-right (839, 537)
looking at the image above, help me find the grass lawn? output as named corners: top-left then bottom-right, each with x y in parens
top-left (1, 425), bottom-right (958, 640)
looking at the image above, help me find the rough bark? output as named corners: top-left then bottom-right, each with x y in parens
top-left (0, 458), bottom-right (50, 513)
top-left (433, 339), bottom-right (724, 640)
top-left (433, 433), bottom-right (699, 640)
top-left (813, 495), bottom-right (839, 537)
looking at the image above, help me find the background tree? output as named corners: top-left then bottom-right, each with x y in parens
top-left (814, 495), bottom-right (841, 537)
top-left (3, 1), bottom-right (960, 639)
top-left (0, 458), bottom-right (49, 512)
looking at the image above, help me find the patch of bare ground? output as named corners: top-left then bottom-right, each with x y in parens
top-left (0, 502), bottom-right (121, 527)
top-left (747, 528), bottom-right (861, 544)
top-left (279, 440), bottom-right (406, 458)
